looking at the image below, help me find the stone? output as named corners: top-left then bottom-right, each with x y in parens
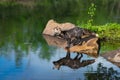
top-left (43, 34), bottom-right (67, 48)
top-left (68, 38), bottom-right (99, 58)
top-left (108, 53), bottom-right (120, 62)
top-left (42, 19), bottom-right (75, 36)
top-left (102, 48), bottom-right (120, 67)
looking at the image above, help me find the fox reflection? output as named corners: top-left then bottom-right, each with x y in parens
top-left (53, 51), bottom-right (95, 70)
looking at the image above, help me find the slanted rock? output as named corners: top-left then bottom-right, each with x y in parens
top-left (42, 19), bottom-right (75, 36)
top-left (102, 48), bottom-right (120, 67)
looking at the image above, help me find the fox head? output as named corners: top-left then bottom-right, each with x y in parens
top-left (53, 61), bottom-right (61, 70)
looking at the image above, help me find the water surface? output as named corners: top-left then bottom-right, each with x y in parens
top-left (0, 34), bottom-right (120, 80)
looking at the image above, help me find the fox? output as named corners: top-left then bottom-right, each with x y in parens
top-left (53, 27), bottom-right (98, 48)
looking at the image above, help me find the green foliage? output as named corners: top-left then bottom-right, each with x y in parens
top-left (87, 3), bottom-right (96, 27)
top-left (76, 1), bottom-right (120, 41)
top-left (80, 23), bottom-right (120, 40)
top-left (77, 2), bottom-right (120, 40)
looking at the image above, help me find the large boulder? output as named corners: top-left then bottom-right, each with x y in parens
top-left (42, 19), bottom-right (75, 36)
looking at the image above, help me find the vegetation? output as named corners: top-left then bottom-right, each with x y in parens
top-left (77, 2), bottom-right (120, 40)
top-left (90, 23), bottom-right (120, 40)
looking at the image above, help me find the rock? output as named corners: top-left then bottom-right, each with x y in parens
top-left (43, 34), bottom-right (67, 48)
top-left (102, 48), bottom-right (120, 67)
top-left (42, 19), bottom-right (75, 36)
top-left (108, 53), bottom-right (120, 62)
top-left (68, 38), bottom-right (99, 58)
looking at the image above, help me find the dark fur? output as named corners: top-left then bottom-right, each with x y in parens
top-left (57, 27), bottom-right (94, 40)
top-left (53, 51), bottom-right (95, 70)
top-left (71, 35), bottom-right (98, 46)
top-left (55, 27), bottom-right (96, 47)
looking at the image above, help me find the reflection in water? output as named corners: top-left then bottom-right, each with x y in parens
top-left (43, 34), bottom-right (99, 70)
top-left (85, 63), bottom-right (120, 80)
top-left (0, 34), bottom-right (120, 80)
top-left (15, 49), bottom-right (23, 67)
top-left (43, 34), bottom-right (100, 58)
top-left (44, 33), bottom-right (120, 80)
top-left (53, 51), bottom-right (95, 70)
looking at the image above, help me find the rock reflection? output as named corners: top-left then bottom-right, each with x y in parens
top-left (43, 34), bottom-right (100, 70)
top-left (43, 34), bottom-right (100, 58)
top-left (53, 51), bottom-right (95, 70)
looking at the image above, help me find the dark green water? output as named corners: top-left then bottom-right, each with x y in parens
top-left (0, 1), bottom-right (120, 80)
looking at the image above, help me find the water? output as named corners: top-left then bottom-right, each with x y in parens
top-left (0, 34), bottom-right (120, 80)
top-left (0, 1), bottom-right (120, 80)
